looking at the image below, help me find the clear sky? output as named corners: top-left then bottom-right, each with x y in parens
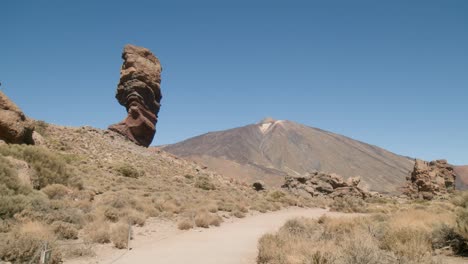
top-left (2, 1), bottom-right (467, 165)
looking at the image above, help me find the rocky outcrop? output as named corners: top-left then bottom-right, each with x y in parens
top-left (0, 91), bottom-right (34, 144)
top-left (109, 44), bottom-right (162, 147)
top-left (404, 159), bottom-right (456, 200)
top-left (282, 171), bottom-right (369, 199)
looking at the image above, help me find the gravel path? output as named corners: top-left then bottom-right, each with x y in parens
top-left (114, 207), bottom-right (330, 264)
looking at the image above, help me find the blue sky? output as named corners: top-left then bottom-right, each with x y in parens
top-left (1, 1), bottom-right (467, 164)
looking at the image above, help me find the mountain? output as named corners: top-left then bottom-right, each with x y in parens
top-left (455, 166), bottom-right (468, 190)
top-left (162, 118), bottom-right (415, 194)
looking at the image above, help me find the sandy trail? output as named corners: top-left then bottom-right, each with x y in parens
top-left (112, 207), bottom-right (330, 264)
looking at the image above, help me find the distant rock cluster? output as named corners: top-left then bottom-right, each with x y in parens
top-left (109, 44), bottom-right (162, 147)
top-left (282, 171), bottom-right (369, 199)
top-left (404, 159), bottom-right (456, 200)
top-left (0, 91), bottom-right (34, 144)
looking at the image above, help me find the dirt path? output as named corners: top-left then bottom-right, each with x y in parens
top-left (111, 207), bottom-right (331, 264)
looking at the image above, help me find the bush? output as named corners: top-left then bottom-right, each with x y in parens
top-left (194, 176), bottom-right (216, 190)
top-left (0, 221), bottom-right (61, 263)
top-left (178, 219), bottom-right (194, 230)
top-left (41, 184), bottom-right (70, 199)
top-left (194, 211), bottom-right (222, 228)
top-left (52, 221), bottom-right (78, 239)
top-left (110, 223), bottom-right (129, 249)
top-left (114, 163), bottom-right (143, 178)
top-left (0, 145), bottom-right (77, 189)
top-left (84, 221), bottom-right (110, 244)
top-left (330, 196), bottom-right (367, 213)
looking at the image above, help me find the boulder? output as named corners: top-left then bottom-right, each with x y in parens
top-left (252, 180), bottom-right (265, 191)
top-left (109, 44), bottom-right (162, 147)
top-left (282, 171), bottom-right (369, 199)
top-left (404, 159), bottom-right (457, 200)
top-left (0, 91), bottom-right (34, 144)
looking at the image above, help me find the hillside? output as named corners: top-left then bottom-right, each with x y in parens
top-left (0, 122), bottom-right (305, 263)
top-left (163, 118), bottom-right (415, 194)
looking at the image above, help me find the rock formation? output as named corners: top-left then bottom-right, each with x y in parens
top-left (109, 44), bottom-right (162, 147)
top-left (0, 91), bottom-right (34, 144)
top-left (282, 171), bottom-right (369, 199)
top-left (404, 159), bottom-right (456, 200)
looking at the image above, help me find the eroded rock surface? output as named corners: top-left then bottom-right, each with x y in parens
top-left (109, 44), bottom-right (162, 147)
top-left (405, 159), bottom-right (456, 200)
top-left (282, 171), bottom-right (369, 199)
top-left (0, 91), bottom-right (34, 144)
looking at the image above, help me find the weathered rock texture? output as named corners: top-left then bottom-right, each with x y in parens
top-left (0, 91), bottom-right (34, 144)
top-left (282, 171), bottom-right (369, 199)
top-left (109, 44), bottom-right (162, 147)
top-left (405, 159), bottom-right (456, 200)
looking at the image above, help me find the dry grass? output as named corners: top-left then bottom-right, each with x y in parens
top-left (177, 219), bottom-right (194, 230)
top-left (257, 196), bottom-right (468, 264)
top-left (0, 221), bottom-right (61, 264)
top-left (194, 211), bottom-right (223, 228)
top-left (110, 222), bottom-right (129, 249)
top-left (84, 220), bottom-right (111, 244)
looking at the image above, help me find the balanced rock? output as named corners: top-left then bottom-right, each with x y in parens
top-left (109, 44), bottom-right (162, 147)
top-left (282, 171), bottom-right (368, 199)
top-left (0, 91), bottom-right (34, 144)
top-left (404, 159), bottom-right (456, 200)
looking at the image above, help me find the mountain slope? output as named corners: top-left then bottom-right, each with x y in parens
top-left (163, 119), bottom-right (415, 193)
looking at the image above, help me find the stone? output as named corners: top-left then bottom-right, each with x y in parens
top-left (0, 91), bottom-right (34, 144)
top-left (404, 159), bottom-right (457, 200)
top-left (252, 181), bottom-right (265, 191)
top-left (109, 44), bottom-right (162, 147)
top-left (282, 171), bottom-right (369, 198)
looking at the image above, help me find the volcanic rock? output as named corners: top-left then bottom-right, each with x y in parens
top-left (0, 91), bottom-right (34, 144)
top-left (282, 171), bottom-right (369, 199)
top-left (404, 159), bottom-right (456, 200)
top-left (109, 44), bottom-right (162, 147)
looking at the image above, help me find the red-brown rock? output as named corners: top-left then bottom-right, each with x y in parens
top-left (0, 91), bottom-right (34, 144)
top-left (404, 159), bottom-right (456, 200)
top-left (109, 44), bottom-right (162, 147)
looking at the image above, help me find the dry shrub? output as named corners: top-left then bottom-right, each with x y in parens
top-left (62, 243), bottom-right (95, 259)
top-left (0, 144), bottom-right (79, 189)
top-left (330, 196), bottom-right (367, 213)
top-left (110, 223), bottom-right (129, 249)
top-left (195, 176), bottom-right (216, 190)
top-left (84, 220), bottom-right (110, 244)
top-left (256, 211), bottom-right (457, 264)
top-left (125, 210), bottom-right (147, 226)
top-left (0, 221), bottom-right (61, 263)
top-left (52, 221), bottom-right (78, 239)
top-left (114, 163), bottom-right (143, 178)
top-left (194, 211), bottom-right (222, 228)
top-left (178, 219), bottom-right (194, 230)
top-left (41, 184), bottom-right (70, 199)
top-left (232, 210), bottom-right (246, 218)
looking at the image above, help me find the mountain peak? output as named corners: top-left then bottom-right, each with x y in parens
top-left (259, 117), bottom-right (277, 124)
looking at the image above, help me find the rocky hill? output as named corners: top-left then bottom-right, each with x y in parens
top-left (0, 122), bottom-right (306, 263)
top-left (162, 118), bottom-right (415, 194)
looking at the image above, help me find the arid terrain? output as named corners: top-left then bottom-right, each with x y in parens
top-left (163, 118), bottom-right (415, 194)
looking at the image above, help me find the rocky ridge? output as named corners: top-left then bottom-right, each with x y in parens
top-left (281, 171), bottom-right (369, 199)
top-left (405, 159), bottom-right (456, 200)
top-left (0, 91), bottom-right (34, 144)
